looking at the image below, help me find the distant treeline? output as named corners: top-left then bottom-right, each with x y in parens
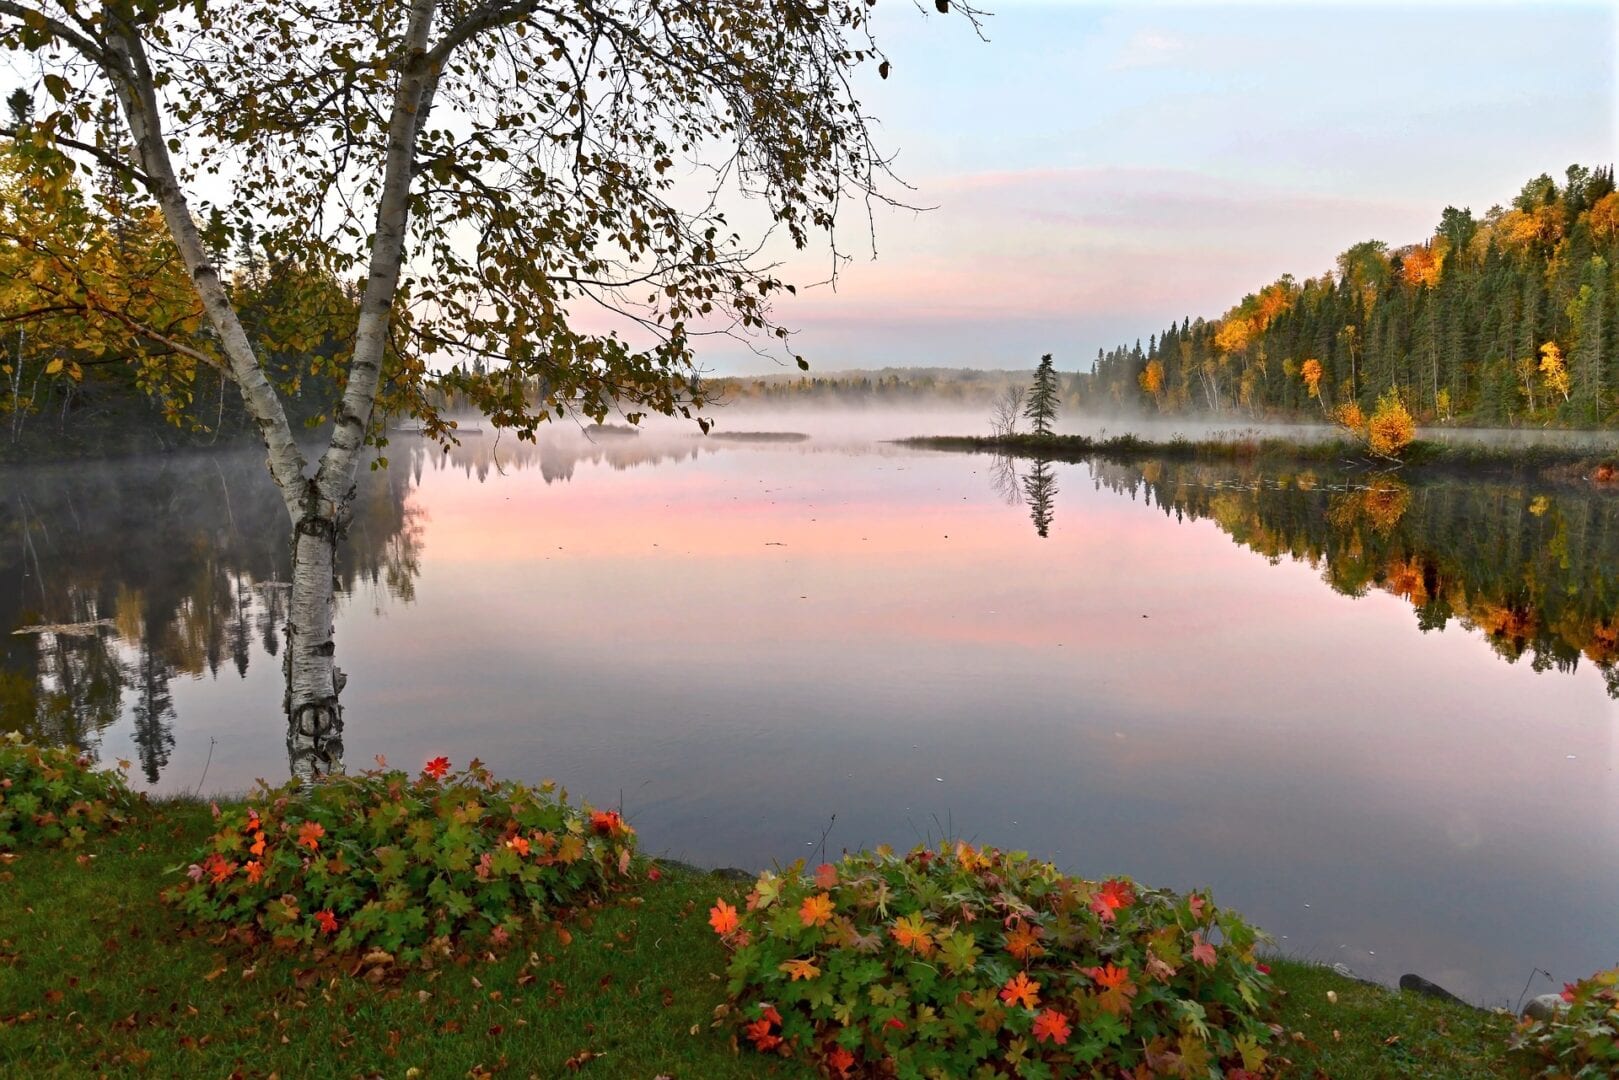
top-left (704, 368), bottom-right (1033, 406)
top-left (1081, 164), bottom-right (1619, 428)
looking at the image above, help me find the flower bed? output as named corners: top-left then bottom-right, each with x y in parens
top-left (0, 732), bottom-right (135, 850)
top-left (710, 843), bottom-right (1279, 1077)
top-left (169, 758), bottom-right (638, 961)
top-left (1512, 967), bottom-right (1619, 1077)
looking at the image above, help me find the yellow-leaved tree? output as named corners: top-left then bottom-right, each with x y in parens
top-left (1138, 359), bottom-right (1164, 401)
top-left (0, 133), bottom-right (206, 438)
top-left (1329, 388), bottom-right (1415, 461)
top-left (1538, 341), bottom-right (1570, 403)
top-left (1366, 388), bottom-right (1416, 459)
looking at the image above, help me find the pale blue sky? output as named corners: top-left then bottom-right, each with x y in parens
top-left (725, 1), bottom-right (1617, 373)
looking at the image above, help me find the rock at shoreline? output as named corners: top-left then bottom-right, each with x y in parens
top-left (1523, 993), bottom-right (1571, 1022)
top-left (1399, 973), bottom-right (1470, 1007)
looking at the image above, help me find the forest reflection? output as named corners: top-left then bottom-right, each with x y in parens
top-left (6, 433), bottom-right (1617, 785)
top-left (1076, 458), bottom-right (1619, 698)
top-left (0, 432), bottom-right (714, 778)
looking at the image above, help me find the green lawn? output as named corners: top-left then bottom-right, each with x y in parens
top-left (0, 802), bottom-right (1529, 1078)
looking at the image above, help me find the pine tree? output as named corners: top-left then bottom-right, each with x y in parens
top-left (1024, 353), bottom-right (1060, 436)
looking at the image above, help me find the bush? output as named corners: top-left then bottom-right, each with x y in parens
top-left (708, 842), bottom-right (1280, 1078)
top-left (168, 758), bottom-right (638, 962)
top-left (1511, 967), bottom-right (1619, 1077)
top-left (0, 732), bottom-right (135, 850)
top-left (1366, 388), bottom-right (1416, 459)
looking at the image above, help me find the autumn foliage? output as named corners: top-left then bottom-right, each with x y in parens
top-left (1299, 358), bottom-right (1323, 401)
top-left (1139, 359), bottom-right (1165, 398)
top-left (709, 843), bottom-right (1278, 1077)
top-left (1328, 388), bottom-right (1416, 460)
top-left (0, 732), bottom-right (135, 850)
top-left (1366, 389), bottom-right (1417, 458)
top-left (1510, 967), bottom-right (1619, 1076)
top-left (169, 759), bottom-right (638, 961)
top-left (1399, 245), bottom-right (1443, 288)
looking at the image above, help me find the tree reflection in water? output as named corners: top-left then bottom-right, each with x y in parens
top-left (1022, 457), bottom-right (1057, 538)
top-left (1081, 459), bottom-right (1619, 698)
top-left (0, 432), bottom-right (726, 778)
top-left (8, 437), bottom-right (1617, 782)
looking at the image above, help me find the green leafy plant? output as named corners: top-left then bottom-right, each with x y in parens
top-left (1511, 968), bottom-right (1619, 1077)
top-left (168, 758), bottom-right (638, 962)
top-left (0, 732), bottom-right (135, 850)
top-left (708, 842), bottom-right (1280, 1078)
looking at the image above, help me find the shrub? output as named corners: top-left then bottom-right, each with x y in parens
top-left (1331, 401), bottom-right (1365, 434)
top-left (1366, 388), bottom-right (1416, 459)
top-left (709, 842), bottom-right (1280, 1078)
top-left (0, 732), bottom-right (135, 850)
top-left (168, 758), bottom-right (638, 962)
top-left (1511, 967), bottom-right (1619, 1077)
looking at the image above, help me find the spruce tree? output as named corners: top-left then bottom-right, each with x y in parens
top-left (1024, 353), bottom-right (1060, 436)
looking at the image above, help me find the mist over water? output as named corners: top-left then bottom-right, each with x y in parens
top-left (3, 406), bottom-right (1615, 1006)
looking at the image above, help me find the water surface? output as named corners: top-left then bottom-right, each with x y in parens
top-left (3, 416), bottom-right (1614, 1005)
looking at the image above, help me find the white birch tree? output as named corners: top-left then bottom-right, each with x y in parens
top-left (0, 0), bottom-right (978, 779)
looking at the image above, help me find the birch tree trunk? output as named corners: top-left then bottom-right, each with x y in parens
top-left (285, 506), bottom-right (345, 781)
top-left (96, 0), bottom-right (440, 781)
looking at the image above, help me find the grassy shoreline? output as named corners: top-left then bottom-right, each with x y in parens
top-left (897, 432), bottom-right (1619, 479)
top-left (0, 799), bottom-right (1527, 1077)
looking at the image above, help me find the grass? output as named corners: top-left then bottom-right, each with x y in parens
top-left (1268, 961), bottom-right (1524, 1079)
top-left (897, 432), bottom-right (1619, 479)
top-left (1, 801), bottom-right (1529, 1078)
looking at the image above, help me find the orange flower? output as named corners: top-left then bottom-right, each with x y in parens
top-left (297, 821), bottom-right (325, 851)
top-left (1000, 972), bottom-right (1040, 1010)
top-left (249, 830), bottom-right (267, 857)
top-left (799, 892), bottom-right (835, 928)
top-left (590, 810), bottom-right (627, 836)
top-left (708, 898), bottom-right (739, 936)
top-left (889, 912), bottom-right (934, 955)
top-left (314, 909), bottom-right (338, 934)
top-left (1005, 919), bottom-right (1045, 961)
top-left (507, 836), bottom-right (531, 857)
top-left (1032, 1008), bottom-right (1071, 1045)
top-left (779, 958), bottom-right (821, 981)
top-left (244, 860), bottom-right (263, 884)
top-left (207, 856), bottom-right (236, 884)
top-left (1087, 963), bottom-right (1131, 991)
top-left (1091, 878), bottom-right (1135, 922)
top-left (744, 1018), bottom-right (781, 1051)
top-left (423, 756), bottom-right (450, 779)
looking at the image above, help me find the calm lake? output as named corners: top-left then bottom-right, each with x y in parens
top-left (4, 410), bottom-right (1615, 1006)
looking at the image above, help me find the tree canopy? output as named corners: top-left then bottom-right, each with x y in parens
top-left (1079, 165), bottom-right (1619, 428)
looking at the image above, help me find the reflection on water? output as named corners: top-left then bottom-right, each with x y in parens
top-left (1023, 458), bottom-right (1058, 538)
top-left (2, 425), bottom-right (1615, 1004)
top-left (0, 453), bottom-right (420, 779)
top-left (1082, 460), bottom-right (1619, 699)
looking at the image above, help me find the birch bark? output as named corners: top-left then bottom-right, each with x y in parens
top-left (99, 0), bottom-right (440, 779)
